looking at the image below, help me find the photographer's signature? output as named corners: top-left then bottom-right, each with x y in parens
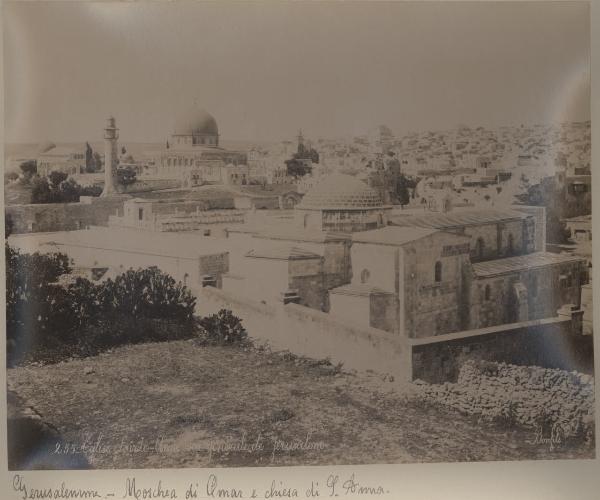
top-left (528, 422), bottom-right (566, 451)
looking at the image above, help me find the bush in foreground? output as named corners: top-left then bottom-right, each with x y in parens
top-left (6, 245), bottom-right (199, 366)
top-left (198, 309), bottom-right (247, 345)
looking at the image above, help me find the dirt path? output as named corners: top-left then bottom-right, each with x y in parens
top-left (7, 340), bottom-right (594, 469)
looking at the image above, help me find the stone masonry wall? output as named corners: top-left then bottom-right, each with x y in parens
top-left (411, 316), bottom-right (593, 384)
top-left (196, 286), bottom-right (412, 382)
top-left (6, 197), bottom-right (127, 234)
top-left (413, 360), bottom-right (595, 442)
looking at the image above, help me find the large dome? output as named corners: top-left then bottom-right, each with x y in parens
top-left (298, 173), bottom-right (383, 210)
top-left (173, 106), bottom-right (219, 136)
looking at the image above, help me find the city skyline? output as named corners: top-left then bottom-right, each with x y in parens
top-left (5, 2), bottom-right (590, 144)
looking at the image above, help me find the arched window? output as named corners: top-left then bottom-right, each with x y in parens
top-left (434, 261), bottom-right (442, 282)
top-left (531, 275), bottom-right (538, 297)
top-left (484, 284), bottom-right (491, 301)
top-left (360, 269), bottom-right (370, 284)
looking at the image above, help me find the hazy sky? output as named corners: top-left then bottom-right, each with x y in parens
top-left (4, 1), bottom-right (590, 144)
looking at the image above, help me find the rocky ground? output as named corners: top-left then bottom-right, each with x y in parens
top-left (7, 339), bottom-right (595, 469)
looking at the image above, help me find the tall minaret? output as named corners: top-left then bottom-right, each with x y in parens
top-left (101, 116), bottom-right (119, 197)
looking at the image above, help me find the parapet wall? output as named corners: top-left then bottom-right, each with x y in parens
top-left (196, 286), bottom-right (412, 382)
top-left (195, 287), bottom-right (591, 385)
top-left (6, 196), bottom-right (127, 234)
top-left (411, 314), bottom-right (593, 383)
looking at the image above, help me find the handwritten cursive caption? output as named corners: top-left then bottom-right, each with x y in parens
top-left (12, 473), bottom-right (390, 500)
top-left (51, 431), bottom-right (327, 463)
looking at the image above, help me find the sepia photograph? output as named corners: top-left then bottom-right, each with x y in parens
top-left (3, 0), bottom-right (595, 474)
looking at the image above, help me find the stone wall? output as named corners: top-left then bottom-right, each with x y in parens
top-left (291, 273), bottom-right (327, 311)
top-left (402, 232), bottom-right (472, 338)
top-left (195, 286), bottom-right (412, 382)
top-left (413, 360), bottom-right (595, 441)
top-left (195, 286), bottom-right (590, 386)
top-left (468, 259), bottom-right (587, 329)
top-left (459, 219), bottom-right (526, 262)
top-left (6, 197), bottom-right (128, 234)
top-left (514, 206), bottom-right (546, 252)
top-left (370, 293), bottom-right (397, 332)
top-left (411, 314), bottom-right (592, 384)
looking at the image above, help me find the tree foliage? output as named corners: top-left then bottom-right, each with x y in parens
top-left (285, 159), bottom-right (313, 179)
top-left (5, 245), bottom-right (74, 361)
top-left (19, 161), bottom-right (37, 182)
top-left (198, 309), bottom-right (247, 344)
top-left (116, 165), bottom-right (137, 186)
top-left (395, 174), bottom-right (415, 206)
top-left (48, 170), bottom-right (69, 189)
top-left (100, 267), bottom-right (196, 322)
top-left (30, 174), bottom-right (102, 204)
top-left (5, 248), bottom-right (198, 366)
top-left (92, 152), bottom-right (103, 173)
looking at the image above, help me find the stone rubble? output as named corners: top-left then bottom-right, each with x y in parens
top-left (412, 360), bottom-right (595, 440)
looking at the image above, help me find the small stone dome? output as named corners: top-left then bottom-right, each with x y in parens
top-left (173, 106), bottom-right (218, 136)
top-left (297, 173), bottom-right (383, 210)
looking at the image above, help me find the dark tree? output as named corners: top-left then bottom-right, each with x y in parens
top-left (85, 143), bottom-right (96, 173)
top-left (116, 165), bottom-right (137, 186)
top-left (5, 245), bottom-right (73, 364)
top-left (199, 309), bottom-right (247, 344)
top-left (48, 171), bottom-right (68, 189)
top-left (395, 174), bottom-right (412, 207)
top-left (285, 159), bottom-right (313, 179)
top-left (57, 178), bottom-right (83, 202)
top-left (92, 152), bottom-right (103, 172)
top-left (19, 160), bottom-right (37, 182)
top-left (100, 267), bottom-right (196, 322)
top-left (31, 174), bottom-right (100, 204)
top-left (30, 177), bottom-right (54, 204)
top-left (6, 249), bottom-right (198, 365)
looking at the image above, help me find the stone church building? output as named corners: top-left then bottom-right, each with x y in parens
top-left (223, 173), bottom-right (588, 340)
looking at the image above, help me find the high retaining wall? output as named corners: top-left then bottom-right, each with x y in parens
top-left (195, 286), bottom-right (412, 382)
top-left (411, 311), bottom-right (593, 383)
top-left (195, 288), bottom-right (590, 385)
top-left (6, 196), bottom-right (128, 234)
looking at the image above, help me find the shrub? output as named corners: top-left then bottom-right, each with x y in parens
top-left (30, 173), bottom-right (102, 204)
top-left (99, 267), bottom-right (196, 322)
top-left (19, 160), bottom-right (37, 182)
top-left (198, 309), bottom-right (247, 345)
top-left (6, 247), bottom-right (199, 365)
